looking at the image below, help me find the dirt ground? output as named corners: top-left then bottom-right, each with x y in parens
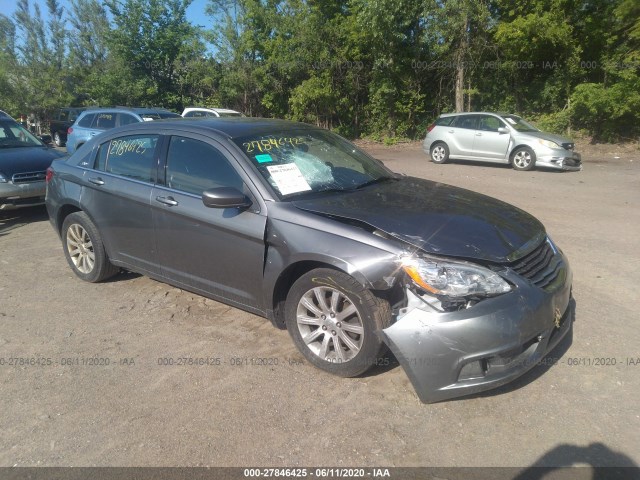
top-left (0, 141), bottom-right (639, 470)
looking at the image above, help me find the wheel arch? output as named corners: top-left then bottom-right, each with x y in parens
top-left (509, 144), bottom-right (536, 164)
top-left (56, 203), bottom-right (82, 235)
top-left (270, 260), bottom-right (352, 329)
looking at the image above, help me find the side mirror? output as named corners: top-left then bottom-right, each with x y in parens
top-left (497, 127), bottom-right (509, 134)
top-left (202, 187), bottom-right (252, 209)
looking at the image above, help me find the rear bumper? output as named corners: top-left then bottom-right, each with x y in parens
top-left (0, 181), bottom-right (46, 210)
top-left (379, 255), bottom-right (574, 403)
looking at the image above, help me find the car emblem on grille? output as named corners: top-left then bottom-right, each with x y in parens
top-left (554, 307), bottom-right (562, 328)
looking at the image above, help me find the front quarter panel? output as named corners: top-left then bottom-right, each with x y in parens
top-left (262, 203), bottom-right (406, 320)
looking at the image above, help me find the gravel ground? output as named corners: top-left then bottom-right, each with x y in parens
top-left (0, 142), bottom-right (639, 470)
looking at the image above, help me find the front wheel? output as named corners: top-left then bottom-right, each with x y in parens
top-left (430, 142), bottom-right (449, 164)
top-left (61, 212), bottom-right (119, 283)
top-left (511, 147), bottom-right (536, 171)
top-left (284, 269), bottom-right (390, 377)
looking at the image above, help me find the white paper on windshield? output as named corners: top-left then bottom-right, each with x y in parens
top-left (266, 163), bottom-right (312, 195)
top-left (505, 117), bottom-right (517, 125)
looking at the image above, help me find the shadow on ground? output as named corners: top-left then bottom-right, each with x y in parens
top-left (0, 206), bottom-right (49, 237)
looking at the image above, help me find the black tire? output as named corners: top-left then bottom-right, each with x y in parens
top-left (53, 131), bottom-right (65, 147)
top-left (511, 146), bottom-right (536, 171)
top-left (429, 142), bottom-right (449, 164)
top-left (284, 268), bottom-right (391, 377)
top-left (61, 212), bottom-right (119, 283)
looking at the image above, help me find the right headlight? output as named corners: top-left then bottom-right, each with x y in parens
top-left (401, 256), bottom-right (511, 298)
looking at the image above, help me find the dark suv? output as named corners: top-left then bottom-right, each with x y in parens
top-left (49, 108), bottom-right (86, 147)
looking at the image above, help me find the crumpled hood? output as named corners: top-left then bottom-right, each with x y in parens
top-left (0, 147), bottom-right (65, 176)
top-left (292, 177), bottom-right (545, 263)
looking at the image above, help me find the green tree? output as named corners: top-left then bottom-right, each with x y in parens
top-left (105, 0), bottom-right (205, 109)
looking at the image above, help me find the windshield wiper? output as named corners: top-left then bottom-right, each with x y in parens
top-left (351, 176), bottom-right (398, 190)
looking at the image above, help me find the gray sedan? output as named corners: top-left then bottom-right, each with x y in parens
top-left (423, 112), bottom-right (582, 171)
top-left (45, 118), bottom-right (574, 403)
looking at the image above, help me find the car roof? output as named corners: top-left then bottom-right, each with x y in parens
top-left (80, 107), bottom-right (178, 115)
top-left (439, 112), bottom-right (517, 118)
top-left (0, 110), bottom-right (15, 120)
top-left (98, 117), bottom-right (316, 139)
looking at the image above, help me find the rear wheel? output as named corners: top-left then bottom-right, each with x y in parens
top-left (61, 212), bottom-right (119, 283)
top-left (284, 268), bottom-right (390, 377)
top-left (430, 142), bottom-right (449, 164)
top-left (511, 147), bottom-right (536, 171)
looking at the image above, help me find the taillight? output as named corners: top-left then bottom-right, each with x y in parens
top-left (45, 167), bottom-right (54, 183)
top-left (426, 123), bottom-right (435, 133)
top-left (67, 127), bottom-right (73, 135)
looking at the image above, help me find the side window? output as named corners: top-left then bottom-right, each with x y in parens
top-left (478, 115), bottom-right (503, 132)
top-left (78, 113), bottom-right (95, 128)
top-left (93, 112), bottom-right (116, 129)
top-left (94, 135), bottom-right (159, 183)
top-left (165, 136), bottom-right (243, 196)
top-left (58, 110), bottom-right (69, 121)
top-left (69, 110), bottom-right (81, 122)
top-left (435, 116), bottom-right (454, 126)
top-left (118, 113), bottom-right (139, 126)
top-left (452, 115), bottom-right (478, 130)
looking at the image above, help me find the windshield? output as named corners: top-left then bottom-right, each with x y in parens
top-left (501, 115), bottom-right (539, 132)
top-left (234, 129), bottom-right (394, 199)
top-left (140, 112), bottom-right (181, 120)
top-left (0, 120), bottom-right (45, 148)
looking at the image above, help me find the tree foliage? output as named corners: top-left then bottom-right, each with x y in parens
top-left (0, 0), bottom-right (638, 142)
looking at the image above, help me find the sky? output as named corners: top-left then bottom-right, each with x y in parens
top-left (1, 0), bottom-right (213, 30)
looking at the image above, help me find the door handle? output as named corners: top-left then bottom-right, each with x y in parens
top-left (475, 132), bottom-right (482, 136)
top-left (89, 132), bottom-right (97, 136)
top-left (88, 177), bottom-right (105, 186)
top-left (156, 196), bottom-right (178, 207)
top-left (448, 130), bottom-right (454, 133)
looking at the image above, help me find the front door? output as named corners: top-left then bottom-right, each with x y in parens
top-left (151, 134), bottom-right (267, 313)
top-left (472, 115), bottom-right (511, 161)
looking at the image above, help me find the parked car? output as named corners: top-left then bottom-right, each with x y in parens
top-left (46, 118), bottom-right (574, 403)
top-left (66, 107), bottom-right (181, 154)
top-left (181, 107), bottom-right (243, 118)
top-left (1, 118), bottom-right (66, 210)
top-left (49, 107), bottom-right (86, 147)
top-left (423, 112), bottom-right (582, 171)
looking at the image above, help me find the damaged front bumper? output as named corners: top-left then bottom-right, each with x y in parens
top-left (379, 257), bottom-right (574, 403)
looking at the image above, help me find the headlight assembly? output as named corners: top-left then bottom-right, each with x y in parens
top-left (401, 257), bottom-right (511, 298)
top-left (538, 139), bottom-right (559, 149)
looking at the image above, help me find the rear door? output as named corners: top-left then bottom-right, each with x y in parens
top-left (80, 133), bottom-right (162, 275)
top-left (151, 133), bottom-right (267, 313)
top-left (447, 115), bottom-right (479, 157)
top-left (472, 115), bottom-right (511, 161)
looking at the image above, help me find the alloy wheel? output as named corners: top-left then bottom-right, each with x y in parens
top-left (296, 286), bottom-right (364, 363)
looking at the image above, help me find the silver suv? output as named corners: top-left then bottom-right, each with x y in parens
top-left (423, 112), bottom-right (581, 171)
